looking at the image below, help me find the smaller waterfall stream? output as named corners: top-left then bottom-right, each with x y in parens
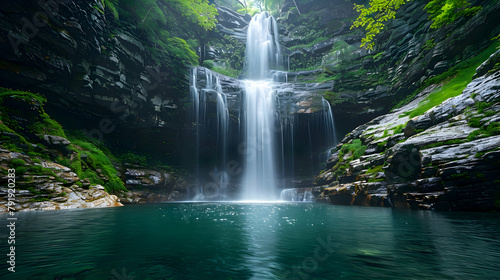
top-left (191, 68), bottom-right (230, 200)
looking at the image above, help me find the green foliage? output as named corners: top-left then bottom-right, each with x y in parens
top-left (322, 91), bottom-right (346, 105)
top-left (396, 42), bottom-right (500, 116)
top-left (377, 140), bottom-right (388, 150)
top-left (0, 87), bottom-right (65, 139)
top-left (10, 158), bottom-right (26, 167)
top-left (209, 34), bottom-right (245, 74)
top-left (31, 113), bottom-right (66, 138)
top-left (423, 39), bottom-right (436, 50)
top-left (373, 52), bottom-right (384, 61)
top-left (421, 139), bottom-right (466, 149)
top-left (16, 167), bottom-right (27, 175)
top-left (212, 67), bottom-right (240, 79)
top-left (352, 0), bottom-right (481, 49)
top-left (328, 139), bottom-right (367, 181)
top-left (119, 152), bottom-right (149, 165)
top-left (341, 139), bottom-right (367, 160)
top-left (29, 197), bottom-right (51, 202)
top-left (468, 117), bottom-right (482, 128)
top-left (101, 0), bottom-right (119, 19)
top-left (201, 60), bottom-right (214, 69)
top-left (27, 187), bottom-right (41, 195)
top-left (179, 0), bottom-right (218, 31)
top-left (367, 165), bottom-right (383, 174)
top-left (367, 178), bottom-right (385, 183)
top-left (392, 124), bottom-right (405, 134)
top-left (164, 37), bottom-right (198, 65)
top-left (450, 172), bottom-right (470, 179)
top-left (289, 36), bottom-right (329, 51)
top-left (424, 0), bottom-right (481, 29)
top-left (0, 87), bottom-right (46, 104)
top-left (467, 122), bottom-right (500, 141)
top-left (351, 0), bottom-right (409, 49)
top-left (0, 88), bottom-right (130, 194)
top-left (476, 102), bottom-right (492, 114)
top-left (72, 140), bottom-right (127, 193)
top-left (117, 0), bottom-right (218, 73)
top-left (475, 148), bottom-right (500, 158)
top-left (301, 73), bottom-right (334, 84)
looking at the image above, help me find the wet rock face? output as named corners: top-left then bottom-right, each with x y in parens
top-left (315, 69), bottom-right (500, 212)
top-left (279, 0), bottom-right (500, 135)
top-left (0, 0), bottom-right (189, 165)
top-left (118, 165), bottom-right (188, 203)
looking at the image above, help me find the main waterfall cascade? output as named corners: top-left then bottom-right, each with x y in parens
top-left (190, 12), bottom-right (337, 201)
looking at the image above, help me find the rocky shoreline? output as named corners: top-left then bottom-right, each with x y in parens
top-left (314, 53), bottom-right (500, 211)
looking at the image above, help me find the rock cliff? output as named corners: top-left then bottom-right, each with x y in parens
top-left (0, 0), bottom-right (191, 166)
top-left (314, 52), bottom-right (500, 211)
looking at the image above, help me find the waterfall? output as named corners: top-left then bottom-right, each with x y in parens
top-left (189, 12), bottom-right (338, 201)
top-left (241, 81), bottom-right (277, 200)
top-left (321, 98), bottom-right (337, 161)
top-left (190, 68), bottom-right (230, 200)
top-left (240, 12), bottom-right (281, 200)
top-left (245, 12), bottom-right (281, 80)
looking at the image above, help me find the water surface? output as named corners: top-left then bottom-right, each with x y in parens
top-left (1, 203), bottom-right (499, 279)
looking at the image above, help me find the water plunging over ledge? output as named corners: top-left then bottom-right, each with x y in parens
top-left (241, 12), bottom-right (281, 200)
top-left (190, 12), bottom-right (337, 201)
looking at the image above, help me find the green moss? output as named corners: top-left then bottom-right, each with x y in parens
top-left (475, 148), bottom-right (500, 158)
top-left (423, 39), bottom-right (436, 50)
top-left (10, 158), bottom-right (26, 167)
top-left (289, 36), bottom-right (329, 51)
top-left (0, 87), bottom-right (46, 103)
top-left (323, 91), bottom-right (346, 105)
top-left (367, 178), bottom-right (385, 183)
top-left (28, 197), bottom-right (51, 202)
top-left (367, 165), bottom-right (383, 174)
top-left (341, 139), bottom-right (367, 160)
top-left (422, 139), bottom-right (466, 149)
top-left (72, 140), bottom-right (127, 192)
top-left (468, 122), bottom-right (500, 141)
top-left (329, 139), bottom-right (367, 180)
top-left (373, 52), bottom-right (384, 62)
top-left (484, 111), bottom-right (496, 117)
top-left (450, 173), bottom-right (470, 179)
top-left (212, 67), bottom-right (240, 79)
top-left (31, 113), bottom-right (66, 137)
top-left (394, 41), bottom-right (500, 112)
top-left (377, 140), bottom-right (388, 150)
top-left (27, 187), bottom-right (42, 195)
top-left (16, 167), bottom-right (27, 175)
top-left (391, 124), bottom-right (405, 134)
top-left (476, 102), bottom-right (493, 114)
top-left (0, 87), bottom-right (66, 140)
top-left (468, 117), bottom-right (482, 128)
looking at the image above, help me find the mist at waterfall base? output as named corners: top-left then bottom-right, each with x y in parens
top-left (189, 12), bottom-right (337, 201)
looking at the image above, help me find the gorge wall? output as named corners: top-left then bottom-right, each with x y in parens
top-left (1, 0), bottom-right (499, 209)
top-left (0, 0), bottom-right (192, 166)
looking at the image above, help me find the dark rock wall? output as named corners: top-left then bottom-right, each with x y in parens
top-left (279, 0), bottom-right (500, 136)
top-left (0, 0), bottom-right (191, 166)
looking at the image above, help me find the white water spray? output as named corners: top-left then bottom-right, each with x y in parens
top-left (240, 12), bottom-right (282, 200)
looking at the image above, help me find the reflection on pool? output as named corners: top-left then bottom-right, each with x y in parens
top-left (1, 203), bottom-right (499, 279)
